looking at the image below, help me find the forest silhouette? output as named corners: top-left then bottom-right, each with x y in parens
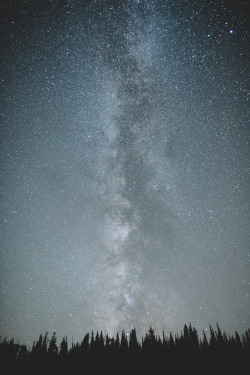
top-left (0, 323), bottom-right (249, 374)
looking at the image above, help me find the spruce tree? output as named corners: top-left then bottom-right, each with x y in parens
top-left (48, 331), bottom-right (58, 357)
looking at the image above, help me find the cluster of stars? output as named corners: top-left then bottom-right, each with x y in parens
top-left (0, 0), bottom-right (249, 345)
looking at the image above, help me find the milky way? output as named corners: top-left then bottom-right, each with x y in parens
top-left (0, 0), bottom-right (249, 345)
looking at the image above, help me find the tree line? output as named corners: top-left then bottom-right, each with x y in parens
top-left (0, 323), bottom-right (249, 374)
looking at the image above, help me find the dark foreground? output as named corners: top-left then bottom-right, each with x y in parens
top-left (1, 324), bottom-right (249, 374)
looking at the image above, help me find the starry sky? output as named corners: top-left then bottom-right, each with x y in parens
top-left (0, 0), bottom-right (249, 345)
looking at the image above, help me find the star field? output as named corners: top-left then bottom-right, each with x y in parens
top-left (0, 0), bottom-right (249, 345)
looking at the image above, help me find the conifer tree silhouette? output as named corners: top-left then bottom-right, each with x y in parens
top-left (114, 332), bottom-right (120, 351)
top-left (99, 331), bottom-right (105, 351)
top-left (169, 331), bottom-right (175, 351)
top-left (1, 324), bottom-right (250, 375)
top-left (188, 323), bottom-right (199, 353)
top-left (105, 333), bottom-right (111, 351)
top-left (129, 328), bottom-right (140, 352)
top-left (201, 330), bottom-right (209, 353)
top-left (42, 332), bottom-right (48, 354)
top-left (90, 330), bottom-right (95, 351)
top-left (81, 332), bottom-right (90, 351)
top-left (121, 331), bottom-right (128, 352)
top-left (59, 337), bottom-right (68, 357)
top-left (142, 326), bottom-right (157, 352)
top-left (48, 331), bottom-right (58, 357)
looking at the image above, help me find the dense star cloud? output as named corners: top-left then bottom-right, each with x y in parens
top-left (0, 0), bottom-right (249, 345)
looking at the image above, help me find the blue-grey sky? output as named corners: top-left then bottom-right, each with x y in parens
top-left (0, 0), bottom-right (249, 345)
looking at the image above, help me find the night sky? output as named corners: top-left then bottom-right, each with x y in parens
top-left (0, 0), bottom-right (249, 346)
